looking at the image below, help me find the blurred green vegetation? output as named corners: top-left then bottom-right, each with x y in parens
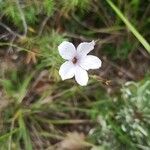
top-left (0, 0), bottom-right (150, 149)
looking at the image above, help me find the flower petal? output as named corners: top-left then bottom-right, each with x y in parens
top-left (58, 41), bottom-right (76, 60)
top-left (59, 61), bottom-right (75, 80)
top-left (79, 55), bottom-right (102, 70)
top-left (75, 66), bottom-right (89, 86)
top-left (77, 40), bottom-right (95, 56)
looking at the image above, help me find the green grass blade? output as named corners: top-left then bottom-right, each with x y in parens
top-left (106, 0), bottom-right (150, 53)
top-left (18, 73), bottom-right (34, 103)
top-left (0, 129), bottom-right (19, 141)
top-left (18, 112), bottom-right (33, 150)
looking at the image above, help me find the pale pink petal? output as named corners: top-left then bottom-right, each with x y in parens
top-left (79, 55), bottom-right (102, 70)
top-left (77, 40), bottom-right (95, 57)
top-left (75, 66), bottom-right (89, 86)
top-left (58, 41), bottom-right (76, 60)
top-left (59, 61), bottom-right (75, 80)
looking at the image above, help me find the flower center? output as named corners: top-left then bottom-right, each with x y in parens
top-left (72, 57), bottom-right (78, 64)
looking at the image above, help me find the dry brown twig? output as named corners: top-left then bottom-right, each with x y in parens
top-left (0, 0), bottom-right (28, 53)
top-left (38, 16), bottom-right (50, 36)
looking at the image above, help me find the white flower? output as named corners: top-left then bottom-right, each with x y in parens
top-left (58, 41), bottom-right (102, 86)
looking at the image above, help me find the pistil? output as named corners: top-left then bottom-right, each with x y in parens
top-left (72, 57), bottom-right (78, 64)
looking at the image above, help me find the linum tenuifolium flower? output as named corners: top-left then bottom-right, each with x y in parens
top-left (58, 41), bottom-right (102, 86)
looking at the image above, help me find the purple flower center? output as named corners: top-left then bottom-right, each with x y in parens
top-left (72, 57), bottom-right (78, 64)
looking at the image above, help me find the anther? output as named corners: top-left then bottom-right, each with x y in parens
top-left (72, 57), bottom-right (77, 64)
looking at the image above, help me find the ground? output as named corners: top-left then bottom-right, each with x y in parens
top-left (0, 0), bottom-right (150, 150)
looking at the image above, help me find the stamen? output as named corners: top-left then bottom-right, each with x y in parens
top-left (72, 57), bottom-right (77, 64)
